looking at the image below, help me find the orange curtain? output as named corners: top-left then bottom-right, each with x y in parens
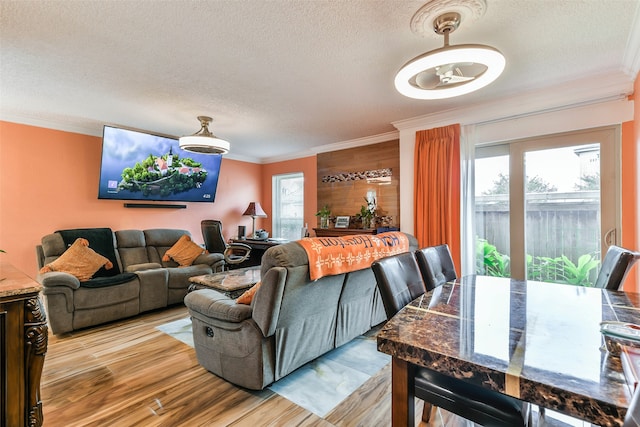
top-left (414, 124), bottom-right (461, 271)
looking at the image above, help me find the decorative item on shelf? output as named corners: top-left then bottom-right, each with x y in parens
top-left (335, 216), bottom-right (350, 228)
top-left (254, 229), bottom-right (269, 240)
top-left (179, 115), bottom-right (230, 154)
top-left (358, 196), bottom-right (377, 229)
top-left (315, 205), bottom-right (331, 229)
top-left (242, 202), bottom-right (268, 239)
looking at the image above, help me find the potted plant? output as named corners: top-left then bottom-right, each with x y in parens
top-left (315, 205), bottom-right (331, 229)
top-left (358, 197), bottom-right (377, 229)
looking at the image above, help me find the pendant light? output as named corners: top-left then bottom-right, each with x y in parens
top-left (179, 116), bottom-right (230, 154)
top-left (395, 11), bottom-right (505, 100)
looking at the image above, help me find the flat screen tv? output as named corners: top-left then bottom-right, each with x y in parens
top-left (98, 125), bottom-right (222, 203)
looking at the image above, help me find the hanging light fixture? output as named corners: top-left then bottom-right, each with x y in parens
top-left (179, 116), bottom-right (230, 154)
top-left (394, 11), bottom-right (505, 100)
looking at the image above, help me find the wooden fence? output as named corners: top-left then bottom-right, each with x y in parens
top-left (476, 191), bottom-right (601, 263)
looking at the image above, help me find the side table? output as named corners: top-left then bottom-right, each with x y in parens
top-left (0, 261), bottom-right (47, 427)
top-left (188, 266), bottom-right (261, 299)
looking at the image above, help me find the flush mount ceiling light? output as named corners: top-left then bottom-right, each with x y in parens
top-left (179, 116), bottom-right (230, 154)
top-left (395, 11), bottom-right (505, 100)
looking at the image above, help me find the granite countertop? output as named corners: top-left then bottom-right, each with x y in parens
top-left (377, 275), bottom-right (640, 426)
top-left (0, 261), bottom-right (42, 298)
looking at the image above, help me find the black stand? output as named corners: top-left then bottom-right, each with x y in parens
top-left (123, 203), bottom-right (187, 209)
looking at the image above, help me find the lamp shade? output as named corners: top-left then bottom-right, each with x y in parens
top-left (243, 202), bottom-right (267, 218)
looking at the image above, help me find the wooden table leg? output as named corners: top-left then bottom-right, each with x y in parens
top-left (391, 357), bottom-right (415, 427)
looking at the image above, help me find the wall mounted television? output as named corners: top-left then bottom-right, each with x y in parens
top-left (98, 125), bottom-right (222, 203)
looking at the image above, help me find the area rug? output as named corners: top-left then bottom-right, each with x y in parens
top-left (156, 317), bottom-right (390, 417)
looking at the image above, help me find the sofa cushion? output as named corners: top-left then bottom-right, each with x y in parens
top-left (57, 227), bottom-right (121, 276)
top-left (237, 281), bottom-right (262, 305)
top-left (80, 272), bottom-right (138, 288)
top-left (40, 238), bottom-right (113, 281)
top-left (163, 234), bottom-right (206, 266)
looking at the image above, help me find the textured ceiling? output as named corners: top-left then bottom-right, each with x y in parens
top-left (1, 0), bottom-right (639, 163)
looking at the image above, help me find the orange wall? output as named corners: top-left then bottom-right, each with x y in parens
top-left (261, 156), bottom-right (318, 237)
top-left (0, 121), bottom-right (263, 278)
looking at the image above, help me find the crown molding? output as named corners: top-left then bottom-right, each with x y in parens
top-left (311, 131), bottom-right (400, 154)
top-left (622, 2), bottom-right (640, 77)
top-left (0, 112), bottom-right (104, 137)
top-left (259, 131), bottom-right (400, 164)
top-left (391, 72), bottom-right (634, 132)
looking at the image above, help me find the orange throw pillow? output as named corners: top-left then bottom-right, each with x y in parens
top-left (39, 238), bottom-right (113, 281)
top-left (237, 281), bottom-right (262, 305)
top-left (162, 234), bottom-right (206, 267)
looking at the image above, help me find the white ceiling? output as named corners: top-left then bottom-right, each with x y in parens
top-left (1, 0), bottom-right (639, 163)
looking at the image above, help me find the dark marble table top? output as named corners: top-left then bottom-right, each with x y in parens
top-left (377, 275), bottom-right (640, 427)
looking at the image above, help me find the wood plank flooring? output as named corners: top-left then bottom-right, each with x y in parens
top-left (40, 305), bottom-right (564, 427)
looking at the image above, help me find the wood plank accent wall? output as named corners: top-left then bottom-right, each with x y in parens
top-left (317, 140), bottom-right (400, 230)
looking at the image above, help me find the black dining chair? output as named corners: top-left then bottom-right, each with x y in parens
top-left (201, 220), bottom-right (252, 270)
top-left (624, 383), bottom-right (640, 427)
top-left (372, 252), bottom-right (530, 426)
top-left (415, 244), bottom-right (457, 291)
top-left (594, 245), bottom-right (640, 290)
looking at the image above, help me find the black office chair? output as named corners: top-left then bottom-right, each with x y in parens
top-left (594, 245), bottom-right (640, 290)
top-left (201, 220), bottom-right (252, 270)
top-left (372, 252), bottom-right (530, 426)
top-left (415, 244), bottom-right (457, 291)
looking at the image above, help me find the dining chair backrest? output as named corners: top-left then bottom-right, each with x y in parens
top-left (415, 244), bottom-right (458, 291)
top-left (371, 252), bottom-right (426, 319)
top-left (594, 245), bottom-right (640, 290)
top-left (624, 383), bottom-right (640, 426)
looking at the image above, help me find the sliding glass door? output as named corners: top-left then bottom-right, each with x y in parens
top-left (475, 127), bottom-right (619, 283)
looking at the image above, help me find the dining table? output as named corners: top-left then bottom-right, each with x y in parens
top-left (376, 275), bottom-right (640, 427)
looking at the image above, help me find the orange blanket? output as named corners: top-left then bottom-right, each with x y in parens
top-left (297, 232), bottom-right (409, 281)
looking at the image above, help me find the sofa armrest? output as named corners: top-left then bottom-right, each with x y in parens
top-left (37, 271), bottom-right (81, 290)
top-left (196, 252), bottom-right (225, 264)
top-left (194, 252), bottom-right (225, 268)
top-left (252, 267), bottom-right (287, 337)
top-left (184, 289), bottom-right (252, 323)
top-left (125, 263), bottom-right (163, 272)
top-left (38, 272), bottom-right (77, 315)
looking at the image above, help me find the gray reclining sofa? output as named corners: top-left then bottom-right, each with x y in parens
top-left (184, 232), bottom-right (418, 390)
top-left (36, 228), bottom-right (225, 335)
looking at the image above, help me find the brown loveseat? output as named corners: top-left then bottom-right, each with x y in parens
top-left (36, 228), bottom-right (225, 334)
top-left (184, 232), bottom-right (418, 390)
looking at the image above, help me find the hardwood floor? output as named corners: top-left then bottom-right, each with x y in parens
top-left (41, 305), bottom-right (565, 427)
top-left (42, 305), bottom-right (423, 426)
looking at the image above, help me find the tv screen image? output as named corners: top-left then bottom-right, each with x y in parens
top-left (98, 125), bottom-right (222, 203)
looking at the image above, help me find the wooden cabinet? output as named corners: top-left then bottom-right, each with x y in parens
top-left (229, 239), bottom-right (284, 268)
top-left (313, 228), bottom-right (377, 237)
top-left (0, 262), bottom-right (47, 427)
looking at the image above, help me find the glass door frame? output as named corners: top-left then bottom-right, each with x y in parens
top-left (502, 127), bottom-right (620, 280)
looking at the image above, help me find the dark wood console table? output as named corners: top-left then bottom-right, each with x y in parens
top-left (0, 261), bottom-right (47, 427)
top-left (229, 239), bottom-right (285, 268)
top-left (312, 228), bottom-right (376, 237)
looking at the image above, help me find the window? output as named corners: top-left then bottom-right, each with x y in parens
top-left (272, 173), bottom-right (304, 241)
top-left (475, 127), bottom-right (619, 283)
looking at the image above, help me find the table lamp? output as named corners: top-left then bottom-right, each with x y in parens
top-left (242, 202), bottom-right (267, 239)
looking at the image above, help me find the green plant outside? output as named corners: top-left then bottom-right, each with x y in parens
top-left (476, 237), bottom-right (600, 287)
